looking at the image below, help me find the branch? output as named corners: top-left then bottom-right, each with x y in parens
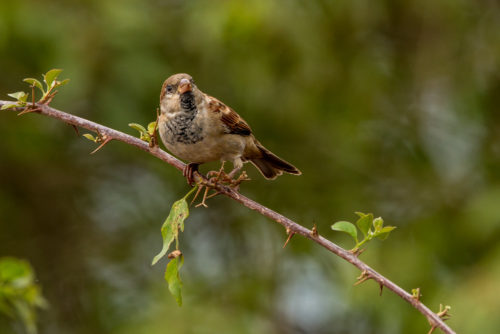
top-left (1, 101), bottom-right (455, 334)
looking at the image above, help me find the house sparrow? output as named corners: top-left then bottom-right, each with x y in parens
top-left (158, 73), bottom-right (301, 184)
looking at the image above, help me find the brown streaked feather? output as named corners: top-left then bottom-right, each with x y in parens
top-left (206, 95), bottom-right (252, 136)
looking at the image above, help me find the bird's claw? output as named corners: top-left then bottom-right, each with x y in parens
top-left (207, 167), bottom-right (250, 190)
top-left (227, 167), bottom-right (241, 179)
top-left (183, 163), bottom-right (199, 186)
top-left (189, 163), bottom-right (251, 208)
top-left (230, 171), bottom-right (251, 188)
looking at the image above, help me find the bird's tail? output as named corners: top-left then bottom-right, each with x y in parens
top-left (250, 143), bottom-right (301, 180)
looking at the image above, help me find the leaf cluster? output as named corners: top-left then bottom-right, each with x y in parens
top-left (1, 69), bottom-right (69, 110)
top-left (151, 187), bottom-right (197, 306)
top-left (128, 122), bottom-right (158, 144)
top-left (331, 212), bottom-right (396, 252)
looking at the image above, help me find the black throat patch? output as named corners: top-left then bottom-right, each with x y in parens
top-left (163, 92), bottom-right (204, 145)
top-left (180, 91), bottom-right (197, 112)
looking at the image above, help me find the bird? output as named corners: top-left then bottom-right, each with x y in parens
top-left (158, 73), bottom-right (301, 185)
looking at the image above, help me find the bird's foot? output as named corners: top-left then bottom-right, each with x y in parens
top-left (206, 165), bottom-right (251, 190)
top-left (183, 163), bottom-right (199, 186)
top-left (228, 171), bottom-right (251, 191)
top-left (206, 161), bottom-right (226, 184)
top-left (227, 166), bottom-right (241, 179)
top-left (190, 163), bottom-right (251, 208)
top-left (207, 162), bottom-right (236, 187)
top-left (190, 162), bottom-right (224, 208)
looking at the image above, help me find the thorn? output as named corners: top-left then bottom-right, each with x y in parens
top-left (311, 224), bottom-right (319, 237)
top-left (190, 185), bottom-right (204, 206)
top-left (411, 288), bottom-right (422, 302)
top-left (436, 304), bottom-right (451, 321)
top-left (167, 250), bottom-right (182, 259)
top-left (71, 124), bottom-right (80, 136)
top-left (195, 186), bottom-right (210, 208)
top-left (205, 190), bottom-right (221, 200)
top-left (17, 106), bottom-right (40, 116)
top-left (427, 304), bottom-right (451, 333)
top-left (350, 248), bottom-right (366, 257)
top-left (283, 228), bottom-right (295, 248)
top-left (353, 270), bottom-right (371, 286)
top-left (379, 283), bottom-right (383, 296)
top-left (90, 136), bottom-right (112, 154)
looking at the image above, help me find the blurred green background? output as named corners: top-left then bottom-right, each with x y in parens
top-left (1, 0), bottom-right (499, 333)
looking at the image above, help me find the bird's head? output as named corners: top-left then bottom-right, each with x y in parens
top-left (160, 73), bottom-right (203, 114)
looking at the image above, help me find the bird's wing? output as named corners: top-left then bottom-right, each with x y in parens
top-left (206, 95), bottom-right (252, 136)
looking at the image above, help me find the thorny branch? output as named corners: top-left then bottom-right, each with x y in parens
top-left (0, 100), bottom-right (455, 334)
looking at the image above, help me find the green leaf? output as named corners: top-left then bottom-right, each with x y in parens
top-left (147, 121), bottom-right (157, 136)
top-left (128, 123), bottom-right (147, 135)
top-left (151, 198), bottom-right (189, 265)
top-left (140, 133), bottom-right (151, 142)
top-left (152, 219), bottom-right (175, 265)
top-left (373, 217), bottom-right (384, 232)
top-left (0, 257), bottom-right (46, 334)
top-left (7, 91), bottom-right (28, 102)
top-left (376, 226), bottom-right (396, 240)
top-left (165, 256), bottom-right (184, 306)
top-left (43, 69), bottom-right (63, 88)
top-left (0, 257), bottom-right (32, 283)
top-left (1, 103), bottom-right (20, 110)
top-left (355, 212), bottom-right (373, 237)
top-left (82, 134), bottom-right (96, 142)
top-left (331, 221), bottom-right (358, 242)
top-left (54, 79), bottom-right (70, 87)
top-left (23, 78), bottom-right (44, 92)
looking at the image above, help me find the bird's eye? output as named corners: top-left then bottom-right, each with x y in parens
top-left (166, 85), bottom-right (174, 93)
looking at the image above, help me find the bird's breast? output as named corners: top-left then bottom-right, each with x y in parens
top-left (160, 112), bottom-right (204, 145)
top-left (159, 112), bottom-right (247, 164)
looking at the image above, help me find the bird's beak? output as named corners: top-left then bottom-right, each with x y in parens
top-left (178, 78), bottom-right (192, 94)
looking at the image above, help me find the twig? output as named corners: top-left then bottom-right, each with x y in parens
top-left (0, 101), bottom-right (455, 334)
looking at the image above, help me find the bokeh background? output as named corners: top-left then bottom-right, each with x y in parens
top-left (1, 0), bottom-right (500, 333)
